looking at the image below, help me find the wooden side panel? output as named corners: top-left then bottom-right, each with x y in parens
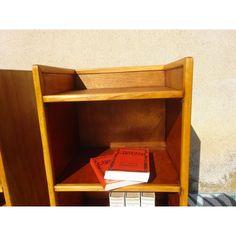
top-left (77, 71), bottom-right (165, 89)
top-left (34, 65), bottom-right (77, 95)
top-left (42, 73), bottom-right (77, 95)
top-left (166, 99), bottom-right (182, 177)
top-left (165, 67), bottom-right (183, 90)
top-left (77, 99), bottom-right (166, 148)
top-left (32, 65), bottom-right (77, 206)
top-left (179, 57), bottom-right (193, 206)
top-left (45, 103), bottom-right (80, 182)
top-left (165, 57), bottom-right (194, 206)
top-left (0, 70), bottom-right (49, 205)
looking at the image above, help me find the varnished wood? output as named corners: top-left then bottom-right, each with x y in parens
top-left (166, 99), bottom-right (182, 176)
top-left (32, 65), bottom-right (78, 206)
top-left (43, 86), bottom-right (183, 103)
top-left (56, 192), bottom-right (84, 206)
top-left (32, 66), bottom-right (57, 206)
top-left (77, 64), bottom-right (164, 74)
top-left (0, 148), bottom-right (11, 205)
top-left (42, 73), bottom-right (76, 95)
top-left (55, 183), bottom-right (180, 193)
top-left (77, 100), bottom-right (165, 148)
top-left (164, 57), bottom-right (192, 70)
top-left (45, 103), bottom-right (80, 181)
top-left (54, 149), bottom-right (179, 193)
top-left (179, 57), bottom-right (193, 206)
top-left (34, 64), bottom-right (75, 74)
top-left (168, 193), bottom-right (180, 206)
top-left (77, 71), bottom-right (165, 89)
top-left (33, 57), bottom-right (193, 206)
top-left (0, 70), bottom-right (49, 206)
top-left (165, 67), bottom-right (183, 90)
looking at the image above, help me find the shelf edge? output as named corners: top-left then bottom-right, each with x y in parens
top-left (76, 65), bottom-right (164, 75)
top-left (54, 183), bottom-right (180, 193)
top-left (43, 90), bottom-right (184, 103)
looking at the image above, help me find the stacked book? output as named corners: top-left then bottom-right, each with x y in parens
top-left (90, 147), bottom-right (150, 191)
top-left (141, 192), bottom-right (155, 207)
top-left (125, 192), bottom-right (141, 207)
top-left (109, 191), bottom-right (155, 207)
top-left (109, 192), bottom-right (125, 207)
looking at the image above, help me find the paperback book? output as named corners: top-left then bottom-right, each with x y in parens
top-left (104, 148), bottom-right (150, 182)
top-left (90, 154), bottom-right (142, 191)
top-left (125, 192), bottom-right (141, 207)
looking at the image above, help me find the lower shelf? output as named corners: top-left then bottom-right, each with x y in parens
top-left (56, 191), bottom-right (174, 206)
top-left (55, 148), bottom-right (180, 193)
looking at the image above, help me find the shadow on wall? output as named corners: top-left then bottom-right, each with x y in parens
top-left (188, 127), bottom-right (236, 206)
top-left (188, 193), bottom-right (236, 206)
top-left (189, 126), bottom-right (201, 193)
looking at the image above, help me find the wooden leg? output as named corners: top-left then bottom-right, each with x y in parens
top-left (179, 189), bottom-right (189, 206)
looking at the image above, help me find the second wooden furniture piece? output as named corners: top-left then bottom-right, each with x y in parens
top-left (0, 70), bottom-right (50, 206)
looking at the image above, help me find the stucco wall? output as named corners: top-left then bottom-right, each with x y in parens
top-left (0, 30), bottom-right (236, 192)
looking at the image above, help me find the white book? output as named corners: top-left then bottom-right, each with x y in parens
top-left (141, 192), bottom-right (155, 207)
top-left (109, 192), bottom-right (125, 207)
top-left (105, 180), bottom-right (142, 191)
top-left (125, 192), bottom-right (141, 207)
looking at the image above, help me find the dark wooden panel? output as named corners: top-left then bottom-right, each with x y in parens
top-left (45, 103), bottom-right (80, 182)
top-left (56, 192), bottom-right (84, 206)
top-left (168, 193), bottom-right (180, 206)
top-left (0, 147), bottom-right (11, 205)
top-left (0, 70), bottom-right (49, 205)
top-left (166, 99), bottom-right (182, 176)
top-left (77, 70), bottom-right (165, 89)
top-left (41, 73), bottom-right (77, 95)
top-left (77, 99), bottom-right (166, 148)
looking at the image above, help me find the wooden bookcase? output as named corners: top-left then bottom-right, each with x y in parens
top-left (0, 150), bottom-right (10, 206)
top-left (0, 70), bottom-right (50, 206)
top-left (32, 57), bottom-right (193, 206)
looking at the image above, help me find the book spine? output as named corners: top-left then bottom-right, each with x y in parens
top-left (90, 158), bottom-right (106, 188)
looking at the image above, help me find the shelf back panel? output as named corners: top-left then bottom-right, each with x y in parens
top-left (77, 99), bottom-right (166, 148)
top-left (76, 70), bottom-right (165, 89)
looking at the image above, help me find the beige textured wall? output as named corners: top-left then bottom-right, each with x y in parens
top-left (1, 30), bottom-right (236, 192)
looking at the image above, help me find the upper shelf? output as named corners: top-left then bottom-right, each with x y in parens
top-left (43, 86), bottom-right (183, 103)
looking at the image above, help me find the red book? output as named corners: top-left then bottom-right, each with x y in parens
top-left (90, 154), bottom-right (142, 191)
top-left (104, 148), bottom-right (150, 182)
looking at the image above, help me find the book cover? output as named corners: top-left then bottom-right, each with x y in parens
top-left (90, 153), bottom-right (142, 191)
top-left (104, 148), bottom-right (150, 182)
